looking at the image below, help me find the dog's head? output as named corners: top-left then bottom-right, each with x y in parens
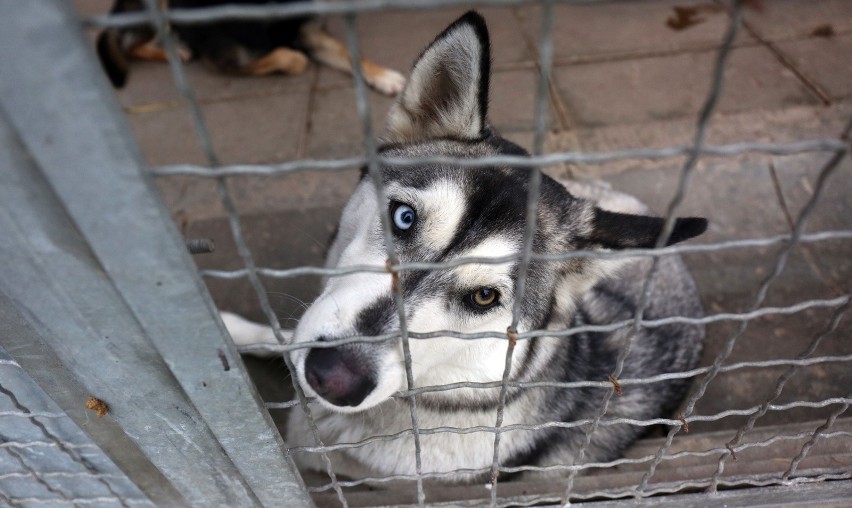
top-left (292, 12), bottom-right (707, 413)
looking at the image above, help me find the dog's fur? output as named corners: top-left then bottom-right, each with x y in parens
top-left (225, 11), bottom-right (707, 482)
top-left (96, 0), bottom-right (405, 95)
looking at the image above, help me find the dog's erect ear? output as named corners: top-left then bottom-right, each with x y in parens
top-left (582, 208), bottom-right (708, 249)
top-left (383, 11), bottom-right (490, 143)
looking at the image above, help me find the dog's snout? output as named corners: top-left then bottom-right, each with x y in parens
top-left (304, 346), bottom-right (376, 407)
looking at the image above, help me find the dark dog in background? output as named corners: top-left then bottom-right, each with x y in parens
top-left (96, 0), bottom-right (406, 95)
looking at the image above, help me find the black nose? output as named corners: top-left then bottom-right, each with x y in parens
top-left (304, 347), bottom-right (376, 407)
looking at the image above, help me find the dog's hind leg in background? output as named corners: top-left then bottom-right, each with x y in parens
top-left (95, 0), bottom-right (405, 95)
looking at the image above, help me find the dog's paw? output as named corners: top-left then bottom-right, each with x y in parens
top-left (220, 311), bottom-right (287, 348)
top-left (177, 45), bottom-right (193, 62)
top-left (369, 68), bottom-right (406, 96)
top-left (275, 48), bottom-right (309, 75)
top-left (290, 51), bottom-right (310, 75)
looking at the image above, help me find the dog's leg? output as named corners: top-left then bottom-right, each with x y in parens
top-left (299, 23), bottom-right (405, 96)
top-left (129, 41), bottom-right (192, 62)
top-left (244, 47), bottom-right (310, 76)
top-left (220, 312), bottom-right (290, 358)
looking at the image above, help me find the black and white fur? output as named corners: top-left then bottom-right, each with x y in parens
top-left (225, 11), bottom-right (706, 482)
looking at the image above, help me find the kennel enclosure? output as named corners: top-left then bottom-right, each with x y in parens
top-left (1, 0), bottom-right (851, 506)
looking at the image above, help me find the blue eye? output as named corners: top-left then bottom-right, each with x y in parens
top-left (392, 203), bottom-right (416, 231)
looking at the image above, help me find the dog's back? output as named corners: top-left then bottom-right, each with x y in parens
top-left (169, 0), bottom-right (310, 68)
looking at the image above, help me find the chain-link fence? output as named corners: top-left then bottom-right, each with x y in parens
top-left (1, 0), bottom-right (850, 506)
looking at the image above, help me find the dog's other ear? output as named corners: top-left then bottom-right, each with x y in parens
top-left (384, 11), bottom-right (490, 144)
top-left (582, 208), bottom-right (708, 249)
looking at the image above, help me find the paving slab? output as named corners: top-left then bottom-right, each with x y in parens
top-left (553, 103), bottom-right (852, 177)
top-left (72, 0), bottom-right (110, 18)
top-left (552, 45), bottom-right (820, 130)
top-left (773, 34), bottom-right (852, 102)
top-left (127, 106), bottom-right (209, 166)
top-left (489, 68), bottom-right (560, 132)
top-left (306, 84), bottom-right (397, 158)
top-left (155, 168), bottom-right (361, 224)
top-left (202, 92), bottom-right (310, 164)
top-left (128, 90), bottom-right (309, 166)
top-left (519, 0), bottom-right (757, 65)
top-left (315, 6), bottom-right (534, 91)
top-left (116, 60), bottom-right (313, 110)
top-left (743, 0), bottom-right (852, 41)
top-left (598, 154), bottom-right (851, 432)
top-left (770, 150), bottom-right (852, 295)
top-left (302, 76), bottom-right (547, 160)
top-left (190, 205), bottom-right (342, 323)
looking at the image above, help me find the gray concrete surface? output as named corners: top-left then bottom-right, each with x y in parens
top-left (73, 0), bottom-right (850, 473)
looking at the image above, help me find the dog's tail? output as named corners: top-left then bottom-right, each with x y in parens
top-left (97, 29), bottom-right (130, 88)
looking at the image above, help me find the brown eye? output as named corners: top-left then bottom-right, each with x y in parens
top-left (469, 288), bottom-right (499, 309)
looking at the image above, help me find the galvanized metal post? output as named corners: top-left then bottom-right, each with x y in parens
top-left (0, 1), bottom-right (312, 506)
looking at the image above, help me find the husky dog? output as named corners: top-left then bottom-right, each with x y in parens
top-left (96, 0), bottom-right (405, 95)
top-left (225, 11), bottom-right (706, 482)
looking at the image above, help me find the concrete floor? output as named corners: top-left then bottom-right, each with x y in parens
top-left (74, 0), bottom-right (851, 492)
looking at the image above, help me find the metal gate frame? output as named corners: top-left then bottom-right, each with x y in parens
top-left (0, 1), bottom-right (308, 506)
top-left (1, 0), bottom-right (851, 507)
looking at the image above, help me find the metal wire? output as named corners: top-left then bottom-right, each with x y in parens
top-left (636, 115), bottom-right (852, 494)
top-left (0, 411), bottom-right (65, 419)
top-left (136, 1), bottom-right (347, 505)
top-left (0, 441), bottom-right (99, 450)
top-left (304, 428), bottom-right (852, 492)
top-left (71, 0), bottom-right (852, 505)
top-left (784, 391), bottom-right (852, 480)
top-left (341, 12), bottom-right (426, 506)
top-left (234, 293), bottom-right (848, 352)
top-left (477, 470), bottom-right (852, 507)
top-left (561, 3), bottom-right (745, 502)
top-left (152, 139), bottom-right (845, 177)
top-left (287, 397), bottom-right (852, 455)
top-left (4, 498), bottom-right (151, 506)
top-left (262, 350), bottom-right (852, 409)
top-left (707, 299), bottom-right (852, 492)
top-left (83, 0), bottom-right (628, 29)
top-left (1, 442), bottom-right (72, 504)
top-left (0, 471), bottom-right (126, 481)
top-left (0, 383), bottom-right (130, 507)
top-left (201, 229), bottom-right (852, 281)
top-left (489, 1), bottom-right (554, 503)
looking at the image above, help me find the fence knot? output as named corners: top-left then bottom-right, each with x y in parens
top-left (726, 443), bottom-right (738, 461)
top-left (385, 259), bottom-right (400, 293)
top-left (679, 414), bottom-right (689, 433)
top-left (608, 374), bottom-right (623, 396)
top-left (506, 327), bottom-right (518, 348)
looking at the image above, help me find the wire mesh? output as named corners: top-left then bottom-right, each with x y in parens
top-left (136, 0), bottom-right (349, 505)
top-left (129, 0), bottom-right (849, 506)
top-left (341, 11), bottom-right (427, 506)
top-left (0, 352), bottom-right (152, 507)
top-left (10, 0), bottom-right (849, 506)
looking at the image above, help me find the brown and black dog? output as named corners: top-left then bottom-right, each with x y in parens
top-left (96, 0), bottom-right (405, 95)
